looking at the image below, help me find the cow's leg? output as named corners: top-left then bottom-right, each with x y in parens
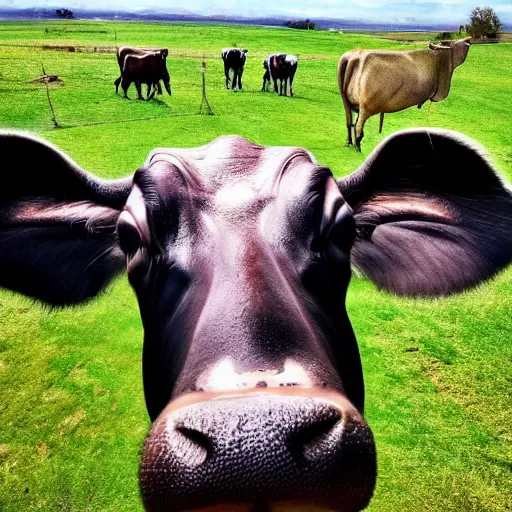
top-left (135, 82), bottom-right (143, 100)
top-left (345, 114), bottom-right (353, 146)
top-left (262, 71), bottom-right (269, 92)
top-left (161, 69), bottom-right (172, 96)
top-left (341, 96), bottom-right (354, 146)
top-left (237, 68), bottom-right (243, 90)
top-left (224, 63), bottom-right (231, 89)
top-left (120, 76), bottom-right (131, 99)
top-left (156, 81), bottom-right (163, 95)
top-left (284, 79), bottom-right (288, 97)
top-left (354, 109), bottom-right (369, 151)
top-left (289, 75), bottom-right (294, 97)
top-left (379, 112), bottom-right (385, 134)
top-left (147, 83), bottom-right (156, 100)
top-left (114, 76), bottom-right (121, 94)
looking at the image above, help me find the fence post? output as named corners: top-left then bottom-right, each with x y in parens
top-left (42, 64), bottom-right (59, 128)
top-left (199, 60), bottom-right (214, 115)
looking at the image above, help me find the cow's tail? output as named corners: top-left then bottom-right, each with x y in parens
top-left (337, 55), bottom-right (353, 107)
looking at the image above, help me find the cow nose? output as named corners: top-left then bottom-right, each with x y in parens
top-left (140, 391), bottom-right (376, 512)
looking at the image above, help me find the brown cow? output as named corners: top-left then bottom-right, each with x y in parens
top-left (1, 128), bottom-right (511, 511)
top-left (117, 47), bottom-right (171, 100)
top-left (114, 46), bottom-right (165, 95)
top-left (338, 37), bottom-right (471, 149)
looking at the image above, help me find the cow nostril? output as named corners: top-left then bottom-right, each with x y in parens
top-left (142, 396), bottom-right (376, 511)
top-left (289, 412), bottom-right (342, 463)
top-left (172, 425), bottom-right (211, 467)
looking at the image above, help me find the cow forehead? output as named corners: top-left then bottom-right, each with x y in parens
top-left (144, 135), bottom-right (319, 192)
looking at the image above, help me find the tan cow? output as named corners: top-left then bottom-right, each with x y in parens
top-left (338, 37), bottom-right (471, 150)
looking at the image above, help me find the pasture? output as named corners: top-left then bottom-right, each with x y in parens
top-left (0, 20), bottom-right (511, 511)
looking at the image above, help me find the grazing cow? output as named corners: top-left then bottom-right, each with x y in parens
top-left (115, 46), bottom-right (170, 99)
top-left (338, 37), bottom-right (472, 149)
top-left (221, 47), bottom-right (248, 90)
top-left (120, 50), bottom-right (172, 100)
top-left (262, 53), bottom-right (298, 96)
top-left (1, 129), bottom-right (511, 511)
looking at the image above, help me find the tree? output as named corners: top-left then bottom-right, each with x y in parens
top-left (284, 19), bottom-right (315, 30)
top-left (56, 8), bottom-right (74, 19)
top-left (468, 7), bottom-right (503, 39)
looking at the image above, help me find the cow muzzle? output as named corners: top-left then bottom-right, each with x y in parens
top-left (140, 389), bottom-right (376, 512)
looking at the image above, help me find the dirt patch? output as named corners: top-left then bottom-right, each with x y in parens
top-left (0, 444), bottom-right (9, 459)
top-left (42, 45), bottom-right (76, 52)
top-left (420, 357), bottom-right (452, 392)
top-left (406, 349), bottom-right (453, 393)
top-left (44, 29), bottom-right (109, 34)
top-left (30, 74), bottom-right (62, 84)
top-left (41, 45), bottom-right (117, 54)
top-left (58, 408), bottom-right (86, 434)
top-left (36, 442), bottom-right (50, 462)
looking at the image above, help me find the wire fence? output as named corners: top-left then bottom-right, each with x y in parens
top-left (26, 57), bottom-right (215, 130)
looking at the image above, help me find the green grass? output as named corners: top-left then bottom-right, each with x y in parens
top-left (0, 21), bottom-right (511, 512)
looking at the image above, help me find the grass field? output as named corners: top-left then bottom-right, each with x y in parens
top-left (0, 20), bottom-right (511, 512)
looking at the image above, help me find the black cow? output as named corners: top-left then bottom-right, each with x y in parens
top-left (1, 129), bottom-right (511, 511)
top-left (262, 53), bottom-right (298, 96)
top-left (120, 51), bottom-right (172, 100)
top-left (221, 47), bottom-right (248, 90)
top-left (114, 46), bottom-right (169, 98)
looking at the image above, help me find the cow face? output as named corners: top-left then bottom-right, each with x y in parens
top-left (121, 137), bottom-right (360, 415)
top-left (120, 137), bottom-right (373, 510)
top-left (1, 129), bottom-right (511, 511)
top-left (450, 36), bottom-right (472, 68)
top-left (434, 37), bottom-right (472, 68)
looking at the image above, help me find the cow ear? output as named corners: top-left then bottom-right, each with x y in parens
top-left (338, 129), bottom-right (512, 297)
top-left (0, 131), bottom-right (132, 306)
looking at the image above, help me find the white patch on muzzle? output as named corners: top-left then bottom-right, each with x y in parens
top-left (195, 358), bottom-right (314, 392)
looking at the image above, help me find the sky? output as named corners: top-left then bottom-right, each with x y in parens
top-left (1, 0), bottom-right (511, 25)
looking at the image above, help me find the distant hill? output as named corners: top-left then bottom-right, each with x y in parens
top-left (0, 8), bottom-right (510, 32)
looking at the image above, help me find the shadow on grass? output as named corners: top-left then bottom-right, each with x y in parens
top-left (57, 111), bottom-right (204, 130)
top-left (238, 89), bottom-right (323, 103)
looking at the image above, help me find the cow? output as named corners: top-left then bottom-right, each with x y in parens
top-left (221, 48), bottom-right (248, 90)
top-left (120, 50), bottom-right (172, 101)
top-left (338, 37), bottom-right (472, 150)
top-left (114, 46), bottom-right (170, 99)
top-left (262, 53), bottom-right (298, 96)
top-left (1, 128), bottom-right (511, 511)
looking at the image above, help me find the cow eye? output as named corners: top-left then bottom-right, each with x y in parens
top-left (117, 211), bottom-right (142, 257)
top-left (318, 204), bottom-right (356, 259)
